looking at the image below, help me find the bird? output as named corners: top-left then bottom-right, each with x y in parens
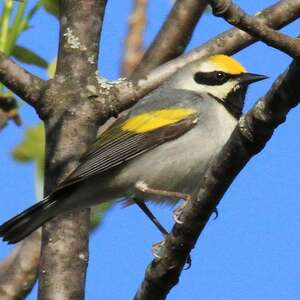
top-left (0, 54), bottom-right (267, 245)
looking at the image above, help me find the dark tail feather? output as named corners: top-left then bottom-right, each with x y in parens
top-left (0, 196), bottom-right (58, 244)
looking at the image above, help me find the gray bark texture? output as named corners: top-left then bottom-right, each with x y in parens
top-left (37, 1), bottom-right (108, 299)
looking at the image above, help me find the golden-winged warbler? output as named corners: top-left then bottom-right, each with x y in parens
top-left (0, 54), bottom-right (267, 244)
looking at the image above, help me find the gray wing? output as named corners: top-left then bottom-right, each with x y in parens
top-left (57, 110), bottom-right (199, 190)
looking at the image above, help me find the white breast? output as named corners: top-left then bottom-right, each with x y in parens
top-left (112, 99), bottom-right (238, 202)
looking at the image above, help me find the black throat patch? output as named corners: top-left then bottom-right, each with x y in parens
top-left (209, 85), bottom-right (247, 120)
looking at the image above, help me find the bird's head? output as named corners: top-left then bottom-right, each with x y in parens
top-left (165, 54), bottom-right (268, 118)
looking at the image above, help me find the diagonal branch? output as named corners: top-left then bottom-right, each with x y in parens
top-left (131, 0), bottom-right (207, 80)
top-left (208, 0), bottom-right (300, 58)
top-left (0, 51), bottom-right (45, 109)
top-left (0, 231), bottom-right (41, 300)
top-left (133, 52), bottom-right (300, 300)
top-left (121, 0), bottom-right (148, 77)
top-left (112, 0), bottom-right (300, 116)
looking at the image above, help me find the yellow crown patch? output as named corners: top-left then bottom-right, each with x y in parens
top-left (209, 55), bottom-right (246, 75)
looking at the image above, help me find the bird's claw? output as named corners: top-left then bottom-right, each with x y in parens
top-left (184, 255), bottom-right (192, 270)
top-left (152, 240), bottom-right (165, 259)
top-left (152, 240), bottom-right (192, 270)
top-left (212, 208), bottom-right (218, 220)
top-left (173, 208), bottom-right (184, 224)
top-left (172, 201), bottom-right (187, 224)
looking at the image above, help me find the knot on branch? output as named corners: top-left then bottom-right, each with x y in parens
top-left (210, 0), bottom-right (232, 16)
top-left (110, 79), bottom-right (138, 113)
top-left (238, 115), bottom-right (255, 144)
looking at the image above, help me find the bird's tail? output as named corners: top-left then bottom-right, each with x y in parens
top-left (0, 196), bottom-right (59, 244)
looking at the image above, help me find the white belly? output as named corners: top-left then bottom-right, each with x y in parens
top-left (111, 101), bottom-right (237, 201)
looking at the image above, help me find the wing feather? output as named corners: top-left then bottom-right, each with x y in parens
top-left (57, 109), bottom-right (199, 190)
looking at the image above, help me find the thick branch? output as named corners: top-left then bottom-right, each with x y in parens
top-left (121, 0), bottom-right (148, 77)
top-left (38, 1), bottom-right (107, 299)
top-left (208, 0), bottom-right (300, 58)
top-left (131, 0), bottom-right (207, 79)
top-left (0, 52), bottom-right (45, 109)
top-left (134, 57), bottom-right (300, 300)
top-left (0, 232), bottom-right (41, 300)
top-left (112, 0), bottom-right (300, 115)
top-left (56, 1), bottom-right (105, 78)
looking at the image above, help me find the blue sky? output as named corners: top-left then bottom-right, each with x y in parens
top-left (1, 0), bottom-right (300, 299)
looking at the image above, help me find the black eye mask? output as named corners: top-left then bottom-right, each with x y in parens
top-left (193, 71), bottom-right (239, 86)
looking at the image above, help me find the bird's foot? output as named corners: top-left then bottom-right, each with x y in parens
top-left (151, 240), bottom-right (192, 270)
top-left (185, 255), bottom-right (192, 270)
top-left (212, 207), bottom-right (218, 220)
top-left (173, 200), bottom-right (188, 224)
top-left (152, 240), bottom-right (165, 259)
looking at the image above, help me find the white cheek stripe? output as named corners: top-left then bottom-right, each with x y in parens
top-left (175, 79), bottom-right (238, 101)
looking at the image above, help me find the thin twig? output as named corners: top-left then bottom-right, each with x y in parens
top-left (131, 0), bottom-right (207, 80)
top-left (133, 54), bottom-right (300, 300)
top-left (208, 0), bottom-right (300, 58)
top-left (121, 0), bottom-right (148, 77)
top-left (0, 51), bottom-right (45, 109)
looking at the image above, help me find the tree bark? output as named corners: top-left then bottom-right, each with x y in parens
top-left (0, 52), bottom-right (44, 108)
top-left (121, 0), bottom-right (148, 77)
top-left (0, 232), bottom-right (40, 300)
top-left (38, 1), bottom-right (107, 299)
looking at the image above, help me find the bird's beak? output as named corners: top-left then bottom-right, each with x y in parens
top-left (239, 73), bottom-right (268, 85)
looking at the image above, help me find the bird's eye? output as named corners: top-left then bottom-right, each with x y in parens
top-left (193, 71), bottom-right (229, 85)
top-left (215, 72), bottom-right (225, 81)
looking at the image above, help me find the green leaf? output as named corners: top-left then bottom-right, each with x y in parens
top-left (25, 1), bottom-right (42, 22)
top-left (41, 0), bottom-right (59, 19)
top-left (90, 202), bottom-right (113, 232)
top-left (12, 45), bottom-right (48, 68)
top-left (12, 123), bottom-right (45, 179)
top-left (14, 1), bottom-right (42, 36)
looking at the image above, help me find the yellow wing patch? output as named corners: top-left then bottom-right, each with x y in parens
top-left (122, 108), bottom-right (196, 133)
top-left (209, 54), bottom-right (246, 75)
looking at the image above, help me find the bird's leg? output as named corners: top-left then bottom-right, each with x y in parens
top-left (134, 181), bottom-right (192, 268)
top-left (172, 194), bottom-right (191, 224)
top-left (133, 199), bottom-right (168, 259)
top-left (135, 181), bottom-right (191, 201)
top-left (135, 181), bottom-right (191, 224)
top-left (133, 199), bottom-right (168, 236)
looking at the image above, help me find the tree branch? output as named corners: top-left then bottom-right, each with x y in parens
top-left (38, 1), bottom-right (108, 299)
top-left (0, 52), bottom-right (45, 109)
top-left (111, 0), bottom-right (300, 116)
top-left (0, 110), bottom-right (7, 129)
top-left (121, 0), bottom-right (148, 77)
top-left (208, 0), bottom-right (300, 58)
top-left (133, 55), bottom-right (300, 300)
top-left (0, 231), bottom-right (41, 300)
top-left (131, 0), bottom-right (207, 80)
